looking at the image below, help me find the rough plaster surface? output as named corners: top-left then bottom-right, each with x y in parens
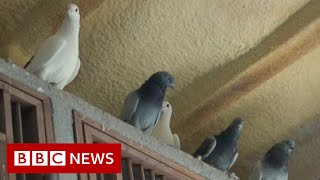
top-left (71, 0), bottom-right (309, 124)
top-left (1, 0), bottom-right (320, 179)
top-left (0, 59), bottom-right (236, 180)
top-left (0, 0), bottom-right (309, 119)
top-left (187, 47), bottom-right (320, 179)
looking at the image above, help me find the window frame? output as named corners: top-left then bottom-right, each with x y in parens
top-left (73, 110), bottom-right (204, 180)
top-left (0, 73), bottom-right (55, 180)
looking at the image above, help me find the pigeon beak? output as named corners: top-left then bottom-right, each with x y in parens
top-left (169, 83), bottom-right (175, 90)
top-left (289, 140), bottom-right (295, 150)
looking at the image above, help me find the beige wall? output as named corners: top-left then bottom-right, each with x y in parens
top-left (1, 0), bottom-right (319, 179)
top-left (200, 47), bottom-right (320, 179)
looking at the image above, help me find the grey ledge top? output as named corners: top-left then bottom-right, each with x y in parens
top-left (0, 59), bottom-right (238, 180)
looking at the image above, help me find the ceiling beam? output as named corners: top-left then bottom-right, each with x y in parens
top-left (176, 0), bottom-right (320, 146)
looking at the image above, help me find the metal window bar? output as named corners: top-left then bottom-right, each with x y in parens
top-left (0, 73), bottom-right (54, 180)
top-left (73, 111), bottom-right (205, 180)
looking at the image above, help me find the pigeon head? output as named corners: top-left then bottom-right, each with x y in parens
top-left (67, 4), bottom-right (80, 22)
top-left (264, 139), bottom-right (295, 168)
top-left (148, 71), bottom-right (175, 90)
top-left (57, 3), bottom-right (80, 37)
top-left (160, 101), bottom-right (173, 119)
top-left (270, 140), bottom-right (295, 155)
top-left (229, 117), bottom-right (244, 131)
top-left (221, 117), bottom-right (244, 140)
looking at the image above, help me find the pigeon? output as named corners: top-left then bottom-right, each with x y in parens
top-left (249, 140), bottom-right (295, 180)
top-left (193, 136), bottom-right (216, 160)
top-left (119, 71), bottom-right (175, 133)
top-left (24, 4), bottom-right (81, 90)
top-left (151, 101), bottom-right (180, 148)
top-left (193, 117), bottom-right (244, 172)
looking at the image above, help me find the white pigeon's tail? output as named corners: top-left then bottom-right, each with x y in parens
top-left (173, 134), bottom-right (180, 149)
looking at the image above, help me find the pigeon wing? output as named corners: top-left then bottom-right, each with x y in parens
top-left (249, 161), bottom-right (263, 180)
top-left (24, 56), bottom-right (34, 68)
top-left (25, 36), bottom-right (66, 73)
top-left (65, 57), bottom-right (81, 85)
top-left (226, 151), bottom-right (238, 171)
top-left (173, 134), bottom-right (180, 149)
top-left (143, 110), bottom-right (161, 134)
top-left (119, 91), bottom-right (140, 122)
top-left (193, 136), bottom-right (216, 159)
top-left (153, 110), bottom-right (161, 127)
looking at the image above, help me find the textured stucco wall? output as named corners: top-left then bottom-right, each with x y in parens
top-left (191, 47), bottom-right (320, 179)
top-left (0, 59), bottom-right (236, 180)
top-left (0, 0), bottom-right (309, 120)
top-left (1, 0), bottom-right (320, 179)
top-left (68, 0), bottom-right (309, 123)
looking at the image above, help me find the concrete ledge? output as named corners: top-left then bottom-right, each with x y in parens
top-left (0, 59), bottom-right (237, 180)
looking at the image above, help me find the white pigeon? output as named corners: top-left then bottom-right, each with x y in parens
top-left (24, 4), bottom-right (81, 90)
top-left (151, 101), bottom-right (180, 149)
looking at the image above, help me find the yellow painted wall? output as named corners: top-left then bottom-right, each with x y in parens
top-left (0, 0), bottom-right (319, 179)
top-left (191, 47), bottom-right (320, 179)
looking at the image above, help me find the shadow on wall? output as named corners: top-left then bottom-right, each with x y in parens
top-left (172, 0), bottom-right (320, 132)
top-left (0, 44), bottom-right (26, 66)
top-left (289, 114), bottom-right (320, 180)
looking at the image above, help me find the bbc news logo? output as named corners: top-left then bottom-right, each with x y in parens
top-left (7, 144), bottom-right (121, 173)
top-left (14, 151), bottom-right (67, 166)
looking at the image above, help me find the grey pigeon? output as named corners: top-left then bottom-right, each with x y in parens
top-left (24, 4), bottom-right (81, 90)
top-left (193, 136), bottom-right (216, 160)
top-left (193, 117), bottom-right (244, 172)
top-left (249, 140), bottom-right (295, 180)
top-left (119, 71), bottom-right (175, 133)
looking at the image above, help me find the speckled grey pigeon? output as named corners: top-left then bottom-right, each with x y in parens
top-left (193, 136), bottom-right (216, 160)
top-left (249, 140), bottom-right (295, 180)
top-left (193, 117), bottom-right (244, 172)
top-left (119, 71), bottom-right (175, 133)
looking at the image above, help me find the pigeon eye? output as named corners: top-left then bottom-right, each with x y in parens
top-left (75, 8), bottom-right (78, 12)
top-left (166, 104), bottom-right (169, 107)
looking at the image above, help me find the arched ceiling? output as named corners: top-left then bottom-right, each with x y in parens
top-left (1, 0), bottom-right (320, 179)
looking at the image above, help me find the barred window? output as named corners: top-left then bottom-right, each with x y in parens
top-left (73, 111), bottom-right (204, 180)
top-left (0, 74), bottom-right (54, 180)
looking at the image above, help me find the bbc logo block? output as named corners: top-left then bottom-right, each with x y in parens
top-left (50, 151), bottom-right (66, 166)
top-left (7, 144), bottom-right (121, 173)
top-left (14, 151), bottom-right (66, 166)
top-left (14, 151), bottom-right (30, 166)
